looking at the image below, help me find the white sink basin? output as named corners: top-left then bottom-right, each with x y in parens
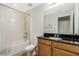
top-left (48, 37), bottom-right (62, 40)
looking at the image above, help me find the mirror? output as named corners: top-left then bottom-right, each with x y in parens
top-left (44, 3), bottom-right (74, 34)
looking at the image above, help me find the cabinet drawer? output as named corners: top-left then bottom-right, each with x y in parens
top-left (38, 39), bottom-right (51, 46)
top-left (52, 41), bottom-right (79, 54)
top-left (53, 48), bottom-right (78, 56)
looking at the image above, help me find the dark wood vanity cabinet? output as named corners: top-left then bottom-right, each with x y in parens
top-left (38, 38), bottom-right (79, 56)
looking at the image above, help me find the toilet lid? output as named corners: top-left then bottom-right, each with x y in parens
top-left (25, 44), bottom-right (36, 52)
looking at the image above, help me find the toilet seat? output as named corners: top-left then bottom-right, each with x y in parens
top-left (25, 44), bottom-right (36, 52)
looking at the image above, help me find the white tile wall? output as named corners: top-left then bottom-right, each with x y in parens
top-left (0, 4), bottom-right (27, 55)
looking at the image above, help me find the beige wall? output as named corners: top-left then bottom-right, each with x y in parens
top-left (30, 4), bottom-right (44, 45)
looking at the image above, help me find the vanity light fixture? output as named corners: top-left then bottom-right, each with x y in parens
top-left (47, 3), bottom-right (64, 10)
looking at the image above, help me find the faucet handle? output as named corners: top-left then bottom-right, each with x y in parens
top-left (54, 34), bottom-right (57, 37)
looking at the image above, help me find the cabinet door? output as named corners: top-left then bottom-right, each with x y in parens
top-left (53, 41), bottom-right (79, 54)
top-left (53, 48), bottom-right (78, 56)
top-left (38, 43), bottom-right (51, 56)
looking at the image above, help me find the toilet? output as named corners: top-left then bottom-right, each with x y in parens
top-left (25, 44), bottom-right (36, 56)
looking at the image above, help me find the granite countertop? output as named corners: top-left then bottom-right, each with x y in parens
top-left (37, 36), bottom-right (79, 46)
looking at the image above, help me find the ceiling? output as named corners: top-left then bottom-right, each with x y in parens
top-left (2, 3), bottom-right (41, 13)
top-left (1, 3), bottom-right (74, 14)
top-left (44, 3), bottom-right (74, 16)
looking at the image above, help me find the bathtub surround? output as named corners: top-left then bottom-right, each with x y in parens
top-left (0, 4), bottom-right (28, 55)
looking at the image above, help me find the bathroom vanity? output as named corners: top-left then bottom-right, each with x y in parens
top-left (38, 3), bottom-right (79, 56)
top-left (37, 36), bottom-right (79, 56)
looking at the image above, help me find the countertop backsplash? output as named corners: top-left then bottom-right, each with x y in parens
top-left (44, 33), bottom-right (79, 43)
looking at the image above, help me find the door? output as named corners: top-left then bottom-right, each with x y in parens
top-left (38, 43), bottom-right (51, 56)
